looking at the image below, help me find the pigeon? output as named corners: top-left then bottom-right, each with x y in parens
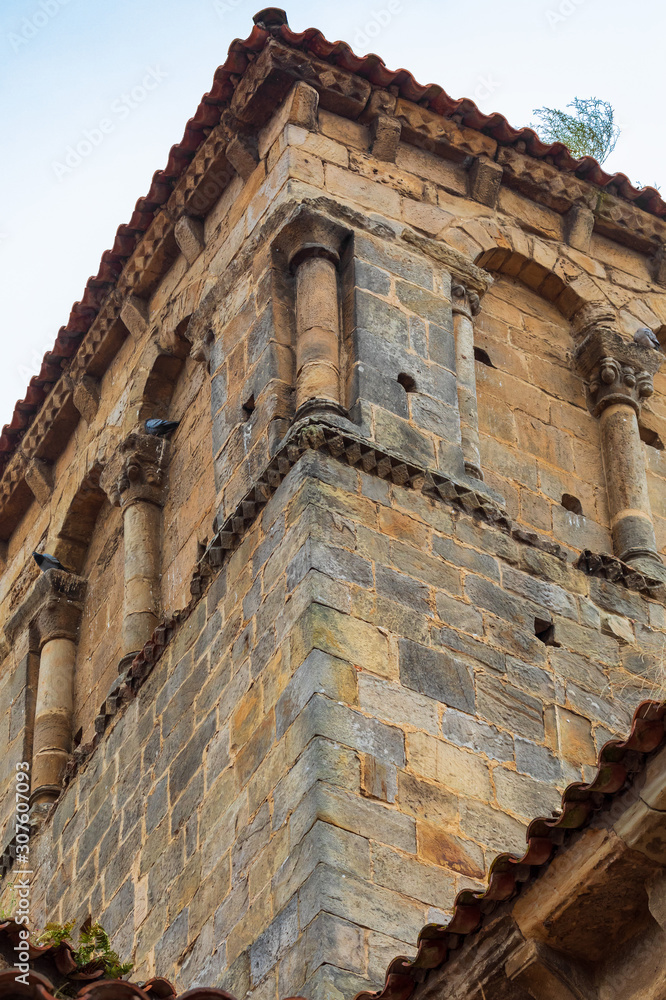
top-left (145, 418), bottom-right (180, 437)
top-left (33, 552), bottom-right (68, 573)
top-left (634, 327), bottom-right (662, 351)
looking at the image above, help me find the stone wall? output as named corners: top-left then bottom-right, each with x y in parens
top-left (1, 44), bottom-right (666, 1000)
top-left (18, 449), bottom-right (666, 999)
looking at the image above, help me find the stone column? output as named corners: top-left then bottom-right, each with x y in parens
top-left (101, 433), bottom-right (169, 668)
top-left (575, 327), bottom-right (664, 579)
top-left (275, 208), bottom-right (349, 420)
top-left (5, 570), bottom-right (86, 810)
top-left (452, 282), bottom-right (483, 480)
top-left (293, 251), bottom-right (342, 416)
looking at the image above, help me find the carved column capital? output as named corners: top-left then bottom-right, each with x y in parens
top-left (273, 207), bottom-right (350, 272)
top-left (5, 569), bottom-right (86, 650)
top-left (101, 432), bottom-right (170, 509)
top-left (451, 281), bottom-right (481, 319)
top-left (575, 328), bottom-right (662, 417)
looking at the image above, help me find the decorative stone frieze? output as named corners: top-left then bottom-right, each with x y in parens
top-left (101, 433), bottom-right (170, 666)
top-left (452, 281), bottom-right (484, 481)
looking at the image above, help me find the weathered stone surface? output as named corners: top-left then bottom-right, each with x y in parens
top-left (2, 28), bottom-right (665, 1000)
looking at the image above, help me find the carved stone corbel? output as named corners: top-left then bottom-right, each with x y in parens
top-left (174, 214), bottom-right (205, 266)
top-left (101, 433), bottom-right (170, 667)
top-left (452, 281), bottom-right (484, 481)
top-left (370, 115), bottom-right (402, 162)
top-left (24, 458), bottom-right (54, 508)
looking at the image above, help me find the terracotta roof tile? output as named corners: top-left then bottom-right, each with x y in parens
top-left (1, 698), bottom-right (664, 999)
top-left (352, 697), bottom-right (666, 1000)
top-left (2, 10), bottom-right (662, 471)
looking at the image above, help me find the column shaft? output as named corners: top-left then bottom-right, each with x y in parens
top-left (295, 255), bottom-right (341, 413)
top-left (452, 286), bottom-right (483, 480)
top-left (600, 402), bottom-right (658, 564)
top-left (122, 499), bottom-right (161, 660)
top-left (32, 637), bottom-right (75, 805)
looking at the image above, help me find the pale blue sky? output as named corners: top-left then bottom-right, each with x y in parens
top-left (1, 0), bottom-right (664, 425)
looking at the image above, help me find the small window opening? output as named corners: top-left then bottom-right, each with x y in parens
top-left (561, 494), bottom-right (583, 515)
top-left (243, 395), bottom-right (255, 418)
top-left (534, 617), bottom-right (560, 646)
top-left (640, 425), bottom-right (664, 450)
top-left (474, 347), bottom-right (495, 368)
top-left (397, 373), bottom-right (417, 393)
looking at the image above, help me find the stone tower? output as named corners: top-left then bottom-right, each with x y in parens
top-left (2, 9), bottom-right (666, 1000)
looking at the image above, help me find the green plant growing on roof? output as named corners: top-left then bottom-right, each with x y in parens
top-left (36, 920), bottom-right (133, 997)
top-left (0, 883), bottom-right (18, 921)
top-left (531, 97), bottom-right (620, 164)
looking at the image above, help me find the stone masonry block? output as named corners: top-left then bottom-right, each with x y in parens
top-left (275, 649), bottom-right (358, 739)
top-left (288, 693), bottom-right (406, 768)
top-left (298, 863), bottom-right (426, 943)
top-left (290, 603), bottom-right (394, 680)
top-left (399, 638), bottom-right (475, 714)
top-left (288, 783), bottom-right (416, 857)
top-left (360, 753), bottom-right (397, 803)
top-left (407, 732), bottom-right (492, 801)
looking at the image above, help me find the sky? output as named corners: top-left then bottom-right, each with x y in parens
top-left (1, 0), bottom-right (665, 429)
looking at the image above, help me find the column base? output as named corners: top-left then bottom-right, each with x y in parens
top-left (118, 651), bottom-right (141, 674)
top-left (624, 553), bottom-right (666, 583)
top-left (294, 398), bottom-right (349, 421)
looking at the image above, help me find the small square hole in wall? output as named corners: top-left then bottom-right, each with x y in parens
top-left (242, 395), bottom-right (255, 418)
top-left (474, 347), bottom-right (495, 368)
top-left (397, 373), bottom-right (417, 393)
top-left (640, 425), bottom-right (664, 450)
top-left (561, 493), bottom-right (583, 515)
top-left (534, 617), bottom-right (560, 646)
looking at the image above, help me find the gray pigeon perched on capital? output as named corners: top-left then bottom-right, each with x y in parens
top-left (634, 327), bottom-right (662, 350)
top-left (33, 551), bottom-right (68, 572)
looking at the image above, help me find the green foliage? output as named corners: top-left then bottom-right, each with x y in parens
top-left (531, 97), bottom-right (620, 164)
top-left (36, 920), bottom-right (133, 991)
top-left (74, 921), bottom-right (133, 979)
top-left (37, 921), bottom-right (75, 947)
top-left (0, 884), bottom-right (18, 921)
